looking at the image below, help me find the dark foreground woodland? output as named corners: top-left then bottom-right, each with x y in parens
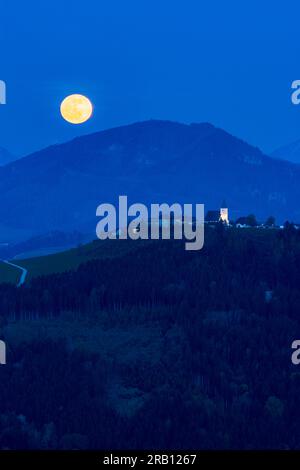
top-left (0, 225), bottom-right (300, 449)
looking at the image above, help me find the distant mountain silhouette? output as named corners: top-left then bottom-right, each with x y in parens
top-left (1, 120), bottom-right (300, 242)
top-left (0, 147), bottom-right (17, 166)
top-left (272, 139), bottom-right (300, 164)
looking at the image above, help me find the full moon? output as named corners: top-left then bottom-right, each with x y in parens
top-left (60, 94), bottom-right (93, 124)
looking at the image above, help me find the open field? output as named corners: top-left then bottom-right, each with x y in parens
top-left (0, 261), bottom-right (21, 284)
top-left (15, 238), bottom-right (149, 281)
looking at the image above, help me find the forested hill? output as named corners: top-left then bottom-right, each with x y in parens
top-left (0, 226), bottom-right (300, 449)
top-left (1, 225), bottom-right (300, 317)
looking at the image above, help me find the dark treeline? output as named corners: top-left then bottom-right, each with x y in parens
top-left (0, 225), bottom-right (300, 449)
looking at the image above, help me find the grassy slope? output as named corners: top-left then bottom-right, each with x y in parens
top-left (0, 261), bottom-right (21, 284)
top-left (15, 238), bottom-right (149, 281)
top-left (1, 227), bottom-right (277, 284)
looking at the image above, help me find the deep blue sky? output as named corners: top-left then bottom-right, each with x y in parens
top-left (1, 0), bottom-right (300, 156)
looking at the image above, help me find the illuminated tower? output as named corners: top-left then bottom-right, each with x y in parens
top-left (220, 200), bottom-right (229, 225)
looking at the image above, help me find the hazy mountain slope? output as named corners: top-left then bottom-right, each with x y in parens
top-left (0, 147), bottom-right (17, 166)
top-left (272, 139), bottom-right (300, 164)
top-left (0, 120), bottom-right (300, 242)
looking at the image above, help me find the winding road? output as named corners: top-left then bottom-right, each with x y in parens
top-left (2, 260), bottom-right (28, 287)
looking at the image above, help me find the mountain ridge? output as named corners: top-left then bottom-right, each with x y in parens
top-left (0, 147), bottom-right (18, 166)
top-left (1, 119), bottom-right (300, 243)
top-left (272, 138), bottom-right (300, 164)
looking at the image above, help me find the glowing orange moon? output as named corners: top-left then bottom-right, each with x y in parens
top-left (60, 94), bottom-right (93, 124)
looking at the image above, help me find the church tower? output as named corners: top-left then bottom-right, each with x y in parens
top-left (220, 200), bottom-right (229, 225)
